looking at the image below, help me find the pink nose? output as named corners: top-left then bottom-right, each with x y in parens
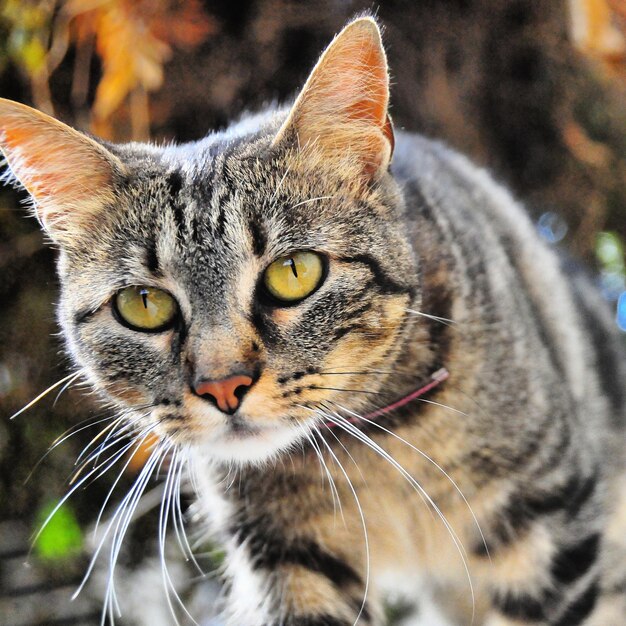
top-left (194, 375), bottom-right (253, 414)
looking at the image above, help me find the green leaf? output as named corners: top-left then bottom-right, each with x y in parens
top-left (34, 501), bottom-right (83, 562)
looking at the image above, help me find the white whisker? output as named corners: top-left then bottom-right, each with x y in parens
top-left (289, 195), bottom-right (334, 209)
top-left (318, 407), bottom-right (475, 624)
top-left (24, 413), bottom-right (119, 485)
top-left (158, 445), bottom-right (200, 626)
top-left (269, 160), bottom-right (294, 204)
top-left (331, 400), bottom-right (490, 562)
top-left (172, 447), bottom-right (204, 576)
top-left (415, 397), bottom-right (468, 416)
top-left (52, 369), bottom-right (85, 406)
top-left (301, 424), bottom-right (345, 524)
top-left (405, 308), bottom-right (456, 326)
top-left (100, 442), bottom-right (166, 624)
top-left (32, 435), bottom-right (138, 546)
top-left (320, 422), bottom-right (367, 484)
top-left (93, 425), bottom-right (157, 535)
top-left (317, 428), bottom-right (370, 626)
top-left (10, 370), bottom-right (83, 420)
top-left (72, 427), bottom-right (164, 601)
top-left (74, 405), bottom-right (148, 466)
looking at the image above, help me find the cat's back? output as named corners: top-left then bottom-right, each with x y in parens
top-left (392, 130), bottom-right (626, 442)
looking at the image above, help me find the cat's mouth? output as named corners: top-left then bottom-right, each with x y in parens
top-left (222, 414), bottom-right (261, 438)
top-left (183, 409), bottom-right (307, 463)
top-left (168, 392), bottom-right (310, 462)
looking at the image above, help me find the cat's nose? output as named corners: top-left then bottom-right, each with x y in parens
top-left (193, 374), bottom-right (254, 414)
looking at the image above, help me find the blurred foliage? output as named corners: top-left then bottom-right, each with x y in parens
top-left (1, 0), bottom-right (215, 138)
top-left (571, 0), bottom-right (626, 65)
top-left (34, 500), bottom-right (83, 561)
top-left (596, 230), bottom-right (626, 322)
top-left (2, 0), bottom-right (49, 75)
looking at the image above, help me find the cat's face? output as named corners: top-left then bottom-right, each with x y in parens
top-left (56, 134), bottom-right (417, 462)
top-left (0, 19), bottom-right (420, 462)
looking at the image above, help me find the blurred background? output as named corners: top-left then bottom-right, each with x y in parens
top-left (1, 0), bottom-right (626, 624)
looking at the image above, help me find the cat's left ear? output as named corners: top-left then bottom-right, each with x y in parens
top-left (274, 17), bottom-right (394, 181)
top-left (0, 98), bottom-right (125, 246)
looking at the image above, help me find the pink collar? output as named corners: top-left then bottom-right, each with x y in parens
top-left (325, 367), bottom-right (449, 427)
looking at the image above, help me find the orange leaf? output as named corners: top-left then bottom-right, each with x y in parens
top-left (570, 0), bottom-right (626, 61)
top-left (92, 2), bottom-right (170, 120)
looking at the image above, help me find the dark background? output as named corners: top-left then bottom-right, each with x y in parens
top-left (1, 1), bottom-right (625, 624)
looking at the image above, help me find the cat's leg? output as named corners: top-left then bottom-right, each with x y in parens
top-left (585, 476), bottom-right (626, 625)
top-left (220, 516), bottom-right (382, 626)
top-left (212, 466), bottom-right (385, 626)
top-left (473, 473), bottom-right (605, 626)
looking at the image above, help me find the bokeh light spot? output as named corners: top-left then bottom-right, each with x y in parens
top-left (537, 212), bottom-right (568, 244)
top-left (617, 292), bottom-right (626, 332)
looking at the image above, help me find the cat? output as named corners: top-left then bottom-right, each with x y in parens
top-left (2, 15), bottom-right (626, 626)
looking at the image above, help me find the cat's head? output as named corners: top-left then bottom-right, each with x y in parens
top-left (0, 18), bottom-right (421, 463)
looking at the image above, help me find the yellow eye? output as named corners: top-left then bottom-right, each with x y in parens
top-left (114, 286), bottom-right (178, 331)
top-left (263, 251), bottom-right (325, 304)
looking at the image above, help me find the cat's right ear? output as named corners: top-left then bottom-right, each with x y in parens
top-left (0, 98), bottom-right (125, 246)
top-left (273, 17), bottom-right (394, 182)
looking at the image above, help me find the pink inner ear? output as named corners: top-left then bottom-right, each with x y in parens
top-left (3, 126), bottom-right (79, 201)
top-left (0, 100), bottom-right (122, 240)
top-left (343, 42), bottom-right (388, 127)
top-left (275, 19), bottom-right (393, 178)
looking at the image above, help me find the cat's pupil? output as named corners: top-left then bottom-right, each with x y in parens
top-left (287, 258), bottom-right (298, 278)
top-left (140, 289), bottom-right (149, 309)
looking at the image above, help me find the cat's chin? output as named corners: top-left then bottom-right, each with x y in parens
top-left (194, 420), bottom-right (308, 465)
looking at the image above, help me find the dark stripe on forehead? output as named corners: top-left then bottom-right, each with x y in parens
top-left (339, 254), bottom-right (413, 296)
top-left (166, 171), bottom-right (185, 238)
top-left (145, 240), bottom-right (161, 276)
top-left (167, 170), bottom-right (183, 195)
top-left (213, 194), bottom-right (228, 241)
top-left (249, 213), bottom-right (267, 256)
top-left (195, 156), bottom-right (234, 245)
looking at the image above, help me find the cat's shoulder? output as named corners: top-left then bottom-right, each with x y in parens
top-left (392, 129), bottom-right (533, 233)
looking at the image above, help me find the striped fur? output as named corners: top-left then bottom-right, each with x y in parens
top-left (1, 16), bottom-right (626, 626)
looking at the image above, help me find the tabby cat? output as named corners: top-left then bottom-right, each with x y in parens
top-left (2, 16), bottom-right (626, 626)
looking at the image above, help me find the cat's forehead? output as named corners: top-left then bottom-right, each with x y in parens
top-left (60, 114), bottom-right (398, 318)
top-left (68, 130), bottom-right (339, 305)
top-left (109, 126), bottom-right (359, 257)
